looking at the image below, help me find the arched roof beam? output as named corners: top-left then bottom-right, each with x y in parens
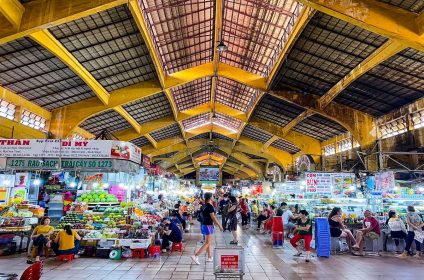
top-left (0, 0), bottom-right (25, 29)
top-left (296, 0), bottom-right (424, 52)
top-left (268, 90), bottom-right (376, 147)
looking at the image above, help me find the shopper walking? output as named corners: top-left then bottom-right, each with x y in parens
top-left (290, 210), bottom-right (313, 262)
top-left (240, 198), bottom-right (249, 229)
top-left (227, 196), bottom-right (239, 244)
top-left (192, 193), bottom-right (223, 264)
top-left (397, 206), bottom-right (424, 258)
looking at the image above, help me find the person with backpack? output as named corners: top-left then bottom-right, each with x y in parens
top-left (192, 192), bottom-right (223, 264)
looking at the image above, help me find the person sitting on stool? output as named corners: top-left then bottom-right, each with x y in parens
top-left (161, 217), bottom-right (182, 253)
top-left (29, 216), bottom-right (54, 263)
top-left (53, 224), bottom-right (81, 259)
top-left (352, 210), bottom-right (381, 256)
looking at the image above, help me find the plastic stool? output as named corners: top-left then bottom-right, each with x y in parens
top-left (171, 242), bottom-right (183, 254)
top-left (365, 236), bottom-right (381, 256)
top-left (57, 254), bottom-right (74, 262)
top-left (148, 245), bottom-right (161, 259)
top-left (131, 248), bottom-right (145, 258)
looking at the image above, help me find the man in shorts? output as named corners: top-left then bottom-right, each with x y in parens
top-left (352, 210), bottom-right (381, 256)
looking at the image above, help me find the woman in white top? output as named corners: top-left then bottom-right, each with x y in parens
top-left (387, 211), bottom-right (406, 253)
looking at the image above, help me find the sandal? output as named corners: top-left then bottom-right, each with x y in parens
top-left (352, 251), bottom-right (364, 256)
top-left (293, 252), bottom-right (302, 257)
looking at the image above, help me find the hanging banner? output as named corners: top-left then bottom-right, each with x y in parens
top-left (332, 173), bottom-right (356, 197)
top-left (0, 139), bottom-right (141, 163)
top-left (142, 155), bottom-right (151, 169)
top-left (306, 172), bottom-right (356, 195)
top-left (306, 173), bottom-right (332, 194)
top-left (375, 171), bottom-right (395, 190)
top-left (284, 181), bottom-right (301, 194)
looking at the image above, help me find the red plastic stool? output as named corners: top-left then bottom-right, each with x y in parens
top-left (265, 220), bottom-right (273, 231)
top-left (57, 254), bottom-right (74, 262)
top-left (148, 245), bottom-right (161, 258)
top-left (131, 248), bottom-right (145, 258)
top-left (171, 242), bottom-right (183, 255)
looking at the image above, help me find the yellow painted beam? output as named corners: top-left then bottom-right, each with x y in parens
top-left (128, 0), bottom-right (165, 87)
top-left (70, 126), bottom-right (94, 139)
top-left (49, 79), bottom-right (162, 138)
top-left (0, 86), bottom-right (51, 120)
top-left (266, 6), bottom-right (312, 87)
top-left (0, 0), bottom-right (24, 28)
top-left (0, 117), bottom-right (46, 139)
top-left (262, 135), bottom-right (279, 151)
top-left (185, 124), bottom-right (238, 140)
top-left (50, 63), bottom-right (263, 138)
top-left (113, 106), bottom-right (141, 134)
top-left (30, 30), bottom-right (110, 105)
top-left (248, 118), bottom-right (322, 157)
top-left (145, 134), bottom-right (157, 149)
top-left (237, 137), bottom-right (293, 168)
top-left (417, 12), bottom-right (424, 35)
top-left (318, 39), bottom-right (406, 108)
top-left (281, 109), bottom-right (314, 136)
top-left (218, 63), bottom-right (267, 91)
top-left (114, 116), bottom-right (175, 141)
top-left (164, 62), bottom-right (213, 89)
top-left (0, 0), bottom-right (127, 44)
top-left (269, 90), bottom-right (376, 147)
top-left (296, 0), bottom-right (424, 52)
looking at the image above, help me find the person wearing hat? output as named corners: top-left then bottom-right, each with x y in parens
top-left (160, 217), bottom-right (182, 253)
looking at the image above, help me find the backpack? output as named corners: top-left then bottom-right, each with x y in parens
top-left (197, 205), bottom-right (205, 224)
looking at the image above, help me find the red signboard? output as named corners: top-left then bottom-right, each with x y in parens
top-left (142, 155), bottom-right (151, 169)
top-left (221, 255), bottom-right (239, 269)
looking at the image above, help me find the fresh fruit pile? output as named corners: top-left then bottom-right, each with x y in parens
top-left (57, 212), bottom-right (82, 229)
top-left (79, 191), bottom-right (119, 203)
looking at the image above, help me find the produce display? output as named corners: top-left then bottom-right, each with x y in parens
top-left (79, 191), bottom-right (119, 203)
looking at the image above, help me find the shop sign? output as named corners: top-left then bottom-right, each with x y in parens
top-left (375, 171), bottom-right (395, 190)
top-left (221, 255), bottom-right (239, 269)
top-left (214, 247), bottom-right (244, 273)
top-left (306, 172), bottom-right (355, 195)
top-left (0, 139), bottom-right (142, 163)
top-left (6, 158), bottom-right (113, 170)
top-left (6, 158), bottom-right (140, 173)
top-left (305, 172), bottom-right (332, 194)
top-left (284, 181), bottom-right (301, 194)
top-left (142, 155), bottom-right (151, 169)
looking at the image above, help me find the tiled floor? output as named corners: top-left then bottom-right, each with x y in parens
top-left (1, 224), bottom-right (423, 280)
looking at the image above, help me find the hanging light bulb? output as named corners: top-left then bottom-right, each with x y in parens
top-left (216, 41), bottom-right (227, 52)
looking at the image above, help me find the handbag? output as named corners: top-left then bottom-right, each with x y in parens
top-left (414, 230), bottom-right (424, 243)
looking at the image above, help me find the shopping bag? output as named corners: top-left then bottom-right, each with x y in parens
top-left (414, 230), bottom-right (424, 243)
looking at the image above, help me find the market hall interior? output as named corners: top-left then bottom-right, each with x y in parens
top-left (0, 0), bottom-right (424, 279)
